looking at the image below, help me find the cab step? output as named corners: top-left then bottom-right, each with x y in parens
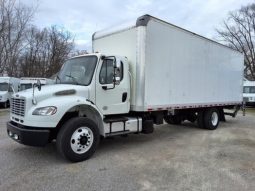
top-left (104, 117), bottom-right (128, 123)
top-left (105, 130), bottom-right (130, 137)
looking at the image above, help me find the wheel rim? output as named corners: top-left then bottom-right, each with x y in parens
top-left (70, 127), bottom-right (94, 154)
top-left (211, 112), bottom-right (218, 126)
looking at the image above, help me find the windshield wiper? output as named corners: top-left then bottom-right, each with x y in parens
top-left (65, 74), bottom-right (79, 85)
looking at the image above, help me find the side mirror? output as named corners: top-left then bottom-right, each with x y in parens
top-left (33, 79), bottom-right (41, 91)
top-left (115, 59), bottom-right (121, 68)
top-left (37, 79), bottom-right (41, 91)
top-left (114, 76), bottom-right (121, 85)
top-left (113, 59), bottom-right (121, 86)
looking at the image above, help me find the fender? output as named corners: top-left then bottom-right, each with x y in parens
top-left (24, 95), bottom-right (104, 135)
top-left (58, 103), bottom-right (105, 136)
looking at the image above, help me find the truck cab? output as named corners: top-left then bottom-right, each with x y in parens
top-left (243, 80), bottom-right (255, 106)
top-left (0, 77), bottom-right (19, 108)
top-left (7, 54), bottom-right (140, 162)
top-left (55, 54), bottom-right (130, 114)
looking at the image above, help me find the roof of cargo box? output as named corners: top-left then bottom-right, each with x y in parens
top-left (93, 14), bottom-right (241, 54)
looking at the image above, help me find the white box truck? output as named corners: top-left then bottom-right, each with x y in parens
top-left (7, 15), bottom-right (244, 162)
top-left (0, 77), bottom-right (20, 108)
top-left (243, 79), bottom-right (255, 106)
top-left (19, 77), bottom-right (54, 91)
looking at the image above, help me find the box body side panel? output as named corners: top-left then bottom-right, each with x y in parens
top-left (144, 20), bottom-right (243, 109)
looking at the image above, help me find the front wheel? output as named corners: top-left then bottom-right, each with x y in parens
top-left (57, 117), bottom-right (100, 162)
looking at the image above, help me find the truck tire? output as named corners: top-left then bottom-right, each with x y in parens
top-left (56, 117), bottom-right (100, 162)
top-left (203, 108), bottom-right (219, 130)
top-left (164, 115), bottom-right (182, 125)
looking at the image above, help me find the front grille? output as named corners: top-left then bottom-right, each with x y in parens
top-left (11, 98), bottom-right (26, 117)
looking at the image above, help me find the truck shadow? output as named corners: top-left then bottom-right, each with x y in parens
top-left (9, 120), bottom-right (234, 163)
top-left (96, 122), bottom-right (201, 152)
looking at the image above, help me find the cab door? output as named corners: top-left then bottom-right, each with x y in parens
top-left (95, 57), bottom-right (130, 115)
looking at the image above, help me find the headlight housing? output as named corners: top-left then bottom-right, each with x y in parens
top-left (32, 106), bottom-right (57, 116)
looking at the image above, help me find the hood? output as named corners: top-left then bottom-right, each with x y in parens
top-left (13, 84), bottom-right (90, 102)
top-left (0, 91), bottom-right (8, 95)
top-left (0, 91), bottom-right (8, 101)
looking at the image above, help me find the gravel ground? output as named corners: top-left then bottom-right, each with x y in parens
top-left (0, 109), bottom-right (255, 191)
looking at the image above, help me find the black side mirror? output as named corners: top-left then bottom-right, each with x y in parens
top-left (37, 79), bottom-right (41, 91)
top-left (34, 79), bottom-right (41, 91)
top-left (113, 59), bottom-right (121, 85)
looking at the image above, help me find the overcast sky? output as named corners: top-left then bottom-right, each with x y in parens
top-left (22, 0), bottom-right (254, 51)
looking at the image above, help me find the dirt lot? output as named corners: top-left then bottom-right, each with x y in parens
top-left (0, 108), bottom-right (255, 191)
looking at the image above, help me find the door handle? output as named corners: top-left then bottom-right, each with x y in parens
top-left (102, 86), bottom-right (107, 90)
top-left (122, 92), bottom-right (127, 102)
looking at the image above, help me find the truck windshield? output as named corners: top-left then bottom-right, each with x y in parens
top-left (20, 83), bottom-right (32, 91)
top-left (57, 56), bottom-right (98, 86)
top-left (0, 83), bottom-right (8, 91)
top-left (243, 86), bottom-right (255, 94)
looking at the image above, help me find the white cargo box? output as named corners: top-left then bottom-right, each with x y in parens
top-left (93, 15), bottom-right (244, 112)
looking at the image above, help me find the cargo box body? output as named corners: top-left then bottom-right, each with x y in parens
top-left (93, 15), bottom-right (244, 112)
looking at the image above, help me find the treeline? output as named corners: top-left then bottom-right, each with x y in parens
top-left (217, 3), bottom-right (255, 80)
top-left (0, 0), bottom-right (74, 78)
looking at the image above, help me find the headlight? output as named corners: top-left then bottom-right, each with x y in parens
top-left (32, 106), bottom-right (57, 115)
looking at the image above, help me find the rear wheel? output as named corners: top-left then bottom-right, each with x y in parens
top-left (57, 117), bottom-right (100, 162)
top-left (203, 108), bottom-right (219, 130)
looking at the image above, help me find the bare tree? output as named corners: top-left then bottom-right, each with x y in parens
top-left (0, 0), bottom-right (74, 77)
top-left (0, 0), bottom-right (34, 76)
top-left (19, 26), bottom-right (74, 77)
top-left (70, 50), bottom-right (89, 57)
top-left (46, 26), bottom-right (74, 77)
top-left (216, 3), bottom-right (255, 80)
top-left (19, 26), bottom-right (48, 77)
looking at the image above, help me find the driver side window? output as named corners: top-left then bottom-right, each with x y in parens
top-left (99, 59), bottom-right (114, 84)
